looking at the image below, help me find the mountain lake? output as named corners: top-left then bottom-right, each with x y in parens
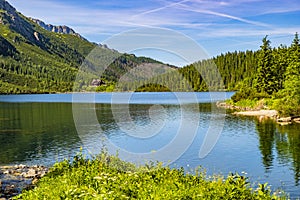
top-left (0, 92), bottom-right (299, 198)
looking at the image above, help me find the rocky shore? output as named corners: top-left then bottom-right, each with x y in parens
top-left (0, 165), bottom-right (48, 199)
top-left (233, 109), bottom-right (278, 118)
top-left (217, 101), bottom-right (300, 125)
top-left (216, 101), bottom-right (260, 111)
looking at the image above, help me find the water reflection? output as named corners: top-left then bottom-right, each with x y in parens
top-left (277, 124), bottom-right (300, 186)
top-left (0, 100), bottom-right (300, 197)
top-left (256, 119), bottom-right (300, 185)
top-left (256, 119), bottom-right (276, 171)
top-left (0, 103), bottom-right (80, 165)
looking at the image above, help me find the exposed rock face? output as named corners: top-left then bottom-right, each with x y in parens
top-left (0, 0), bottom-right (87, 52)
top-left (30, 18), bottom-right (85, 39)
top-left (33, 31), bottom-right (40, 41)
top-left (98, 44), bottom-right (109, 49)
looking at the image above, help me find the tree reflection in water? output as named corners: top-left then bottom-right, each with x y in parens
top-left (256, 119), bottom-right (300, 185)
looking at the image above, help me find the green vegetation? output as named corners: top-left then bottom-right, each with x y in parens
top-left (255, 36), bottom-right (278, 95)
top-left (180, 50), bottom-right (258, 91)
top-left (230, 33), bottom-right (300, 116)
top-left (135, 83), bottom-right (171, 92)
top-left (0, 6), bottom-right (93, 93)
top-left (15, 151), bottom-right (286, 200)
top-left (1, 0), bottom-right (300, 116)
top-left (0, 1), bottom-right (172, 94)
top-left (0, 0), bottom-right (263, 94)
top-left (116, 51), bottom-right (258, 92)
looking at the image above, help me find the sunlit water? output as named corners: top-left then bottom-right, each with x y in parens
top-left (0, 92), bottom-right (299, 198)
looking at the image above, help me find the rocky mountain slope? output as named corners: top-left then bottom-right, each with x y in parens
top-left (29, 18), bottom-right (85, 40)
top-left (0, 0), bottom-right (175, 93)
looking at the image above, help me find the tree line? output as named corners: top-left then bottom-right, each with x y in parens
top-left (231, 33), bottom-right (300, 115)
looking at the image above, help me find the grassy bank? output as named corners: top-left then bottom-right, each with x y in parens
top-left (15, 151), bottom-right (286, 200)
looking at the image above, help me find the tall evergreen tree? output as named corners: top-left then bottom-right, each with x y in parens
top-left (256, 36), bottom-right (276, 94)
top-left (272, 45), bottom-right (288, 90)
top-left (291, 32), bottom-right (300, 50)
top-left (283, 33), bottom-right (300, 98)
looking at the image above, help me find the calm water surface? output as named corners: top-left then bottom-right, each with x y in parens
top-left (0, 92), bottom-right (299, 198)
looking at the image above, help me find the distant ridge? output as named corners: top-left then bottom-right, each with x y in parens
top-left (29, 18), bottom-right (86, 40)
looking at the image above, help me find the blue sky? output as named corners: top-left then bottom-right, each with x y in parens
top-left (6, 0), bottom-right (300, 66)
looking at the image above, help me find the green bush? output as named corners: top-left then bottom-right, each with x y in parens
top-left (231, 87), bottom-right (271, 103)
top-left (15, 152), bottom-right (286, 200)
top-left (271, 97), bottom-right (300, 116)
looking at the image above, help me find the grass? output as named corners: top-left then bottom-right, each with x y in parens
top-left (14, 150), bottom-right (287, 200)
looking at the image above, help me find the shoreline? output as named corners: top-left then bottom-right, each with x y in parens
top-left (217, 101), bottom-right (300, 125)
top-left (0, 165), bottom-right (48, 199)
top-left (8, 154), bottom-right (284, 199)
top-left (233, 109), bottom-right (278, 118)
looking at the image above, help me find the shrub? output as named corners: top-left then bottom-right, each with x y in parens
top-left (231, 86), bottom-right (271, 103)
top-left (271, 97), bottom-right (300, 116)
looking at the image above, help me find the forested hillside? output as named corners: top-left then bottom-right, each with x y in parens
top-left (178, 50), bottom-right (258, 91)
top-left (0, 0), bottom-right (173, 94)
top-left (125, 33), bottom-right (299, 101)
top-left (116, 50), bottom-right (258, 92)
top-left (0, 0), bottom-right (299, 97)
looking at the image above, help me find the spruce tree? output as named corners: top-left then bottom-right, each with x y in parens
top-left (256, 36), bottom-right (276, 95)
top-left (291, 32), bottom-right (300, 50)
top-left (283, 33), bottom-right (300, 98)
top-left (272, 45), bottom-right (288, 90)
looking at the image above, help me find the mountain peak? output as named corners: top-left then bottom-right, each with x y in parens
top-left (29, 18), bottom-right (85, 40)
top-left (1, 0), bottom-right (85, 40)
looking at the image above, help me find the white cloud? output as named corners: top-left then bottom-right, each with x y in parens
top-left (5, 0), bottom-right (300, 57)
top-left (176, 4), bottom-right (270, 27)
top-left (197, 27), bottom-right (300, 38)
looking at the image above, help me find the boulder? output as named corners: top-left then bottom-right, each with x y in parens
top-left (22, 168), bottom-right (36, 178)
top-left (277, 122), bottom-right (292, 126)
top-left (18, 164), bottom-right (26, 169)
top-left (32, 177), bottom-right (39, 185)
top-left (292, 117), bottom-right (300, 123)
top-left (277, 117), bottom-right (292, 122)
